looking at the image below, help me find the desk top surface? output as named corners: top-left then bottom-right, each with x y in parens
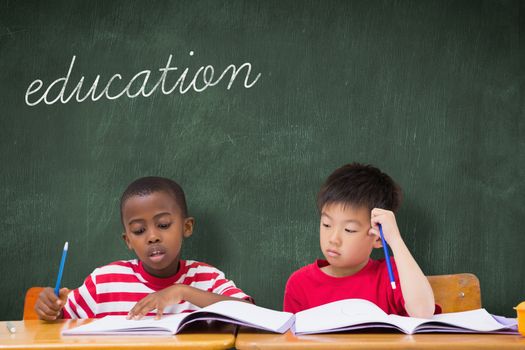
top-left (3, 320), bottom-right (525, 350)
top-left (236, 329), bottom-right (525, 350)
top-left (0, 320), bottom-right (235, 350)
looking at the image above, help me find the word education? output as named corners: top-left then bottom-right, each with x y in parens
top-left (25, 52), bottom-right (262, 106)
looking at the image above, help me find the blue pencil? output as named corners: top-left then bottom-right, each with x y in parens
top-left (378, 224), bottom-right (396, 289)
top-left (54, 242), bottom-right (69, 296)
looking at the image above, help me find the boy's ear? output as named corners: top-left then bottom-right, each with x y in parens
top-left (183, 217), bottom-right (195, 238)
top-left (369, 228), bottom-right (383, 249)
top-left (122, 232), bottom-right (132, 249)
top-left (372, 237), bottom-right (383, 249)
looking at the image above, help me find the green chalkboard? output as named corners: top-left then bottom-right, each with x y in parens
top-left (0, 0), bottom-right (523, 321)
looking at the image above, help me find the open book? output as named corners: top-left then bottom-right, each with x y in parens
top-left (61, 298), bottom-right (518, 336)
top-left (293, 299), bottom-right (518, 335)
top-left (62, 300), bottom-right (294, 336)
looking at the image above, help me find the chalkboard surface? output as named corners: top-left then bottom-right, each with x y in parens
top-left (0, 0), bottom-right (523, 320)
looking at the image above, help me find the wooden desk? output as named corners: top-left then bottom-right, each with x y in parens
top-left (236, 329), bottom-right (525, 349)
top-left (0, 320), bottom-right (235, 350)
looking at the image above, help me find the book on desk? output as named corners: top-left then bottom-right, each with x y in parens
top-left (61, 299), bottom-right (518, 336)
top-left (293, 299), bottom-right (518, 335)
top-left (62, 300), bottom-right (294, 335)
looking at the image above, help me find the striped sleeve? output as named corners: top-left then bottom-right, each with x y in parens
top-left (208, 268), bottom-right (253, 303)
top-left (181, 261), bottom-right (253, 303)
top-left (63, 270), bottom-right (99, 319)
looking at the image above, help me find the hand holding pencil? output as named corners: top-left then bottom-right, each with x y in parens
top-left (35, 287), bottom-right (70, 320)
top-left (369, 208), bottom-right (403, 290)
top-left (34, 242), bottom-right (70, 321)
top-left (369, 208), bottom-right (402, 248)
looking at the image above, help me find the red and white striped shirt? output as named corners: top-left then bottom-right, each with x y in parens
top-left (63, 259), bottom-right (252, 319)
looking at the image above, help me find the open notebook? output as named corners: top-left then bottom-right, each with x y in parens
top-left (62, 300), bottom-right (294, 335)
top-left (293, 299), bottom-right (518, 335)
top-left (61, 299), bottom-right (518, 336)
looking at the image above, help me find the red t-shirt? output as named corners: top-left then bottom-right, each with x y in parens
top-left (284, 258), bottom-right (439, 315)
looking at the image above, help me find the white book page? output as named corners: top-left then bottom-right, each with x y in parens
top-left (423, 309), bottom-right (514, 332)
top-left (63, 301), bottom-right (294, 335)
top-left (388, 308), bottom-right (516, 334)
top-left (199, 300), bottom-right (294, 333)
top-left (383, 315), bottom-right (431, 334)
top-left (295, 299), bottom-right (390, 334)
top-left (62, 314), bottom-right (186, 335)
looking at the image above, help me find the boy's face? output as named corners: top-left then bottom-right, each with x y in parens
top-left (319, 202), bottom-right (382, 277)
top-left (121, 191), bottom-right (194, 278)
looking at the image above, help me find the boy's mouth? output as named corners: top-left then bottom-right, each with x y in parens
top-left (326, 249), bottom-right (340, 257)
top-left (147, 245), bottom-right (167, 262)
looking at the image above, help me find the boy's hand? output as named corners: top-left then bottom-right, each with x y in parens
top-left (127, 285), bottom-right (187, 320)
top-left (369, 208), bottom-right (403, 248)
top-left (34, 287), bottom-right (69, 321)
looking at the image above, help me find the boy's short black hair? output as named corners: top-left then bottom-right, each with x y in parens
top-left (120, 176), bottom-right (188, 226)
top-left (317, 163), bottom-right (402, 213)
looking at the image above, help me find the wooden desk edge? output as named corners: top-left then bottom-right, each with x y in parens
top-left (235, 329), bottom-right (525, 350)
top-left (0, 320), bottom-right (235, 349)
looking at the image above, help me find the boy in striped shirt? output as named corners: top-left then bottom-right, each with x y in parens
top-left (35, 176), bottom-right (252, 320)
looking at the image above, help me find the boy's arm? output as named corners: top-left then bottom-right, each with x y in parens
top-left (127, 285), bottom-right (250, 320)
top-left (180, 285), bottom-right (252, 308)
top-left (370, 208), bottom-right (435, 319)
top-left (38, 271), bottom-right (99, 320)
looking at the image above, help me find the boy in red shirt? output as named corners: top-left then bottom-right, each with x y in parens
top-left (284, 163), bottom-right (438, 318)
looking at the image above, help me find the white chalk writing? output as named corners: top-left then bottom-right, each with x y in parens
top-left (25, 52), bottom-right (262, 106)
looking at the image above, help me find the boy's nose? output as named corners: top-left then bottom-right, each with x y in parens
top-left (148, 236), bottom-right (161, 244)
top-left (329, 231), bottom-right (341, 245)
top-left (147, 229), bottom-right (161, 243)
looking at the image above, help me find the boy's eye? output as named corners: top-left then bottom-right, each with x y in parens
top-left (131, 227), bottom-right (145, 235)
top-left (322, 223), bottom-right (331, 228)
top-left (344, 228), bottom-right (357, 233)
top-left (158, 223), bottom-right (171, 229)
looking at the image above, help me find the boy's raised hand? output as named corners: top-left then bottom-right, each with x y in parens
top-left (369, 208), bottom-right (403, 248)
top-left (127, 285), bottom-right (186, 320)
top-left (35, 287), bottom-right (69, 321)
